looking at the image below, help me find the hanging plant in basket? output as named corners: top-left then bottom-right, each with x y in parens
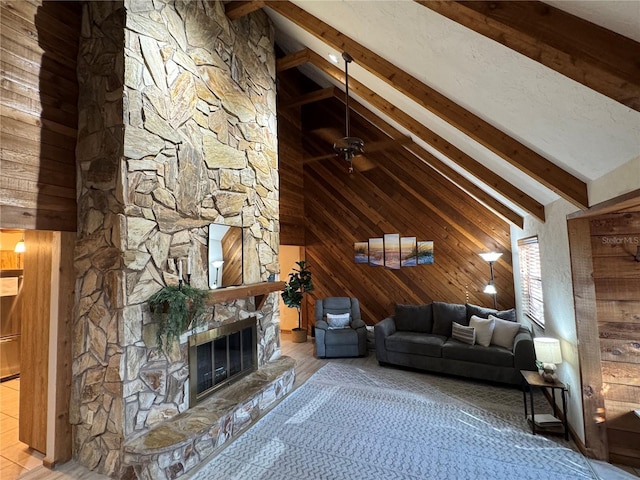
top-left (147, 284), bottom-right (209, 349)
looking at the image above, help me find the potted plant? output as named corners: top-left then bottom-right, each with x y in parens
top-left (147, 284), bottom-right (209, 349)
top-left (281, 260), bottom-right (314, 343)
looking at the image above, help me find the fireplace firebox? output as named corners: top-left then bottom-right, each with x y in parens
top-left (188, 317), bottom-right (257, 407)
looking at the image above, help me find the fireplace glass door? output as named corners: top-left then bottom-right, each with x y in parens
top-left (189, 317), bottom-right (257, 407)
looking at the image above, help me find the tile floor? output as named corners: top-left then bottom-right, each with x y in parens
top-left (0, 378), bottom-right (43, 480)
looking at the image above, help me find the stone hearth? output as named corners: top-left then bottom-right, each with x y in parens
top-left (122, 356), bottom-right (295, 480)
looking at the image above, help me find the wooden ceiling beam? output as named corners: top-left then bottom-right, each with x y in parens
top-left (288, 49), bottom-right (543, 222)
top-left (225, 1), bottom-right (265, 21)
top-left (276, 49), bottom-right (310, 72)
top-left (264, 1), bottom-right (588, 209)
top-left (281, 87), bottom-right (338, 109)
top-left (417, 1), bottom-right (640, 112)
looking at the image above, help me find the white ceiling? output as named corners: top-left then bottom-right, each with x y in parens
top-left (265, 1), bottom-right (640, 216)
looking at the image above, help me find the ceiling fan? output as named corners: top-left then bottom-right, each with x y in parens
top-left (333, 52), bottom-right (364, 173)
top-left (303, 52), bottom-right (412, 172)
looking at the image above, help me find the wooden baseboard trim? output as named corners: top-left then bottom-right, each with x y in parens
top-left (609, 453), bottom-right (640, 469)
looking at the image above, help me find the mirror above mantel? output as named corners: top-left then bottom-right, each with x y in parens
top-left (206, 223), bottom-right (283, 308)
top-left (208, 223), bottom-right (243, 289)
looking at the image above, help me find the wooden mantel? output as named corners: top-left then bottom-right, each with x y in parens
top-left (205, 281), bottom-right (285, 310)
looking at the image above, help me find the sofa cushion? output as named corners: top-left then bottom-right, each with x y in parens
top-left (394, 303), bottom-right (433, 333)
top-left (442, 339), bottom-right (514, 367)
top-left (452, 322), bottom-right (475, 345)
top-left (321, 297), bottom-right (354, 316)
top-left (325, 327), bottom-right (359, 346)
top-left (432, 302), bottom-right (467, 336)
top-left (466, 303), bottom-right (516, 323)
top-left (385, 332), bottom-right (446, 357)
top-left (326, 313), bottom-right (351, 329)
top-left (490, 315), bottom-right (521, 349)
top-left (469, 315), bottom-right (495, 347)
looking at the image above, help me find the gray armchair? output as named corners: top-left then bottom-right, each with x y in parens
top-left (315, 297), bottom-right (367, 358)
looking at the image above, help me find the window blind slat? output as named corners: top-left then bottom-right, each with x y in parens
top-left (518, 236), bottom-right (544, 327)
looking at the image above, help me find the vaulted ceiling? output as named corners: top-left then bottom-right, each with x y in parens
top-left (226, 0), bottom-right (640, 227)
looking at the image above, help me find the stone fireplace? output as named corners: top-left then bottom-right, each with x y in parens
top-left (72, 1), bottom-right (286, 478)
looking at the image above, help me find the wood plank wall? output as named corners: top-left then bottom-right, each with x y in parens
top-left (0, 1), bottom-right (80, 232)
top-left (302, 153), bottom-right (515, 324)
top-left (0, 250), bottom-right (23, 269)
top-left (277, 65), bottom-right (306, 246)
top-left (590, 210), bottom-right (640, 467)
top-left (275, 66), bottom-right (515, 326)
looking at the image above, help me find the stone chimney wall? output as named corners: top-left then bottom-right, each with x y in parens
top-left (72, 1), bottom-right (278, 475)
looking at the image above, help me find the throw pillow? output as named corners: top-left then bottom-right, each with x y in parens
top-left (490, 315), bottom-right (521, 349)
top-left (452, 322), bottom-right (475, 345)
top-left (394, 303), bottom-right (433, 333)
top-left (466, 303), bottom-right (517, 323)
top-left (326, 313), bottom-right (350, 330)
top-left (494, 308), bottom-right (517, 323)
top-left (469, 315), bottom-right (495, 347)
top-left (466, 303), bottom-right (497, 322)
top-left (432, 302), bottom-right (467, 337)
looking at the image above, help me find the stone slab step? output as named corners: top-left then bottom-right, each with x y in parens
top-left (122, 356), bottom-right (296, 479)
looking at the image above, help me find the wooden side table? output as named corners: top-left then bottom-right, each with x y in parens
top-left (520, 370), bottom-right (569, 440)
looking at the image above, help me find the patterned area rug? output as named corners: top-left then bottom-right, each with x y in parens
top-left (190, 363), bottom-right (597, 479)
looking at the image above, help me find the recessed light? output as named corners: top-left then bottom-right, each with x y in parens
top-left (328, 53), bottom-right (339, 64)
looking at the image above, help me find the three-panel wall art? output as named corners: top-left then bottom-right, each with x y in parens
top-left (354, 234), bottom-right (434, 269)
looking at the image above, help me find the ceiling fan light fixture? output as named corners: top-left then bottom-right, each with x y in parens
top-left (333, 136), bottom-right (364, 158)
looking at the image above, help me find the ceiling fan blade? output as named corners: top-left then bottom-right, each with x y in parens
top-left (304, 153), bottom-right (338, 164)
top-left (365, 135), bottom-right (412, 152)
top-left (352, 155), bottom-right (376, 172)
top-left (310, 127), bottom-right (343, 144)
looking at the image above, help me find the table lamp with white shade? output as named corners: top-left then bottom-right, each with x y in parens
top-left (533, 337), bottom-right (563, 382)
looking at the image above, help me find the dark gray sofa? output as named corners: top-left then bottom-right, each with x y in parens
top-left (374, 302), bottom-right (536, 385)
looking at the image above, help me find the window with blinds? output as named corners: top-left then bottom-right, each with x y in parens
top-left (518, 236), bottom-right (545, 327)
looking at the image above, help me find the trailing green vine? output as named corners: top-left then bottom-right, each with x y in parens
top-left (147, 284), bottom-right (209, 350)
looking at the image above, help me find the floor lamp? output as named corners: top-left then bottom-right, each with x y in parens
top-left (479, 252), bottom-right (502, 309)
